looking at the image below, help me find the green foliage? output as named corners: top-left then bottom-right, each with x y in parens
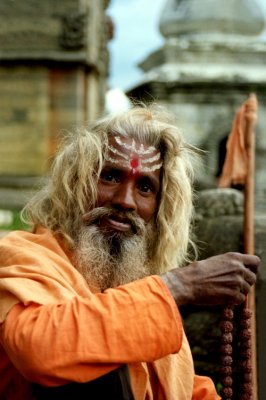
top-left (0, 209), bottom-right (29, 231)
top-left (216, 382), bottom-right (223, 395)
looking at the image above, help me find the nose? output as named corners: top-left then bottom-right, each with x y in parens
top-left (112, 182), bottom-right (137, 212)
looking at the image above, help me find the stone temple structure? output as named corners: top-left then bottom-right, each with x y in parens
top-left (127, 1), bottom-right (266, 397)
top-left (0, 0), bottom-right (111, 212)
top-left (128, 0), bottom-right (266, 209)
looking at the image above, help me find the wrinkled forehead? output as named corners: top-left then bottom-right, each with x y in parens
top-left (105, 135), bottom-right (162, 173)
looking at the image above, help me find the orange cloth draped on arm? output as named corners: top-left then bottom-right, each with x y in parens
top-left (0, 227), bottom-right (220, 399)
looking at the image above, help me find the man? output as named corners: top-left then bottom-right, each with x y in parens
top-left (0, 104), bottom-right (259, 399)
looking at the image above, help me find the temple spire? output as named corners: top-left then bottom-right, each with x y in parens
top-left (160, 0), bottom-right (266, 41)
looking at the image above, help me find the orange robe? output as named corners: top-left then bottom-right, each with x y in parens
top-left (0, 227), bottom-right (220, 399)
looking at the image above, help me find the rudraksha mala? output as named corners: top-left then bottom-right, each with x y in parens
top-left (220, 306), bottom-right (234, 400)
top-left (220, 304), bottom-right (253, 400)
top-left (236, 304), bottom-right (253, 400)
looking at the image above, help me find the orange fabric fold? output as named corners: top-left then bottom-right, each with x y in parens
top-left (192, 375), bottom-right (221, 400)
top-left (218, 93), bottom-right (257, 188)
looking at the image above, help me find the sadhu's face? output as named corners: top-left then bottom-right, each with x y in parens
top-left (96, 135), bottom-right (162, 234)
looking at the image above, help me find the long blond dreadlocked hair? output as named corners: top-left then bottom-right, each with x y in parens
top-left (22, 104), bottom-right (199, 272)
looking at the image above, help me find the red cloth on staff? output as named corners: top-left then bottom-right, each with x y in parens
top-left (218, 94), bottom-right (257, 188)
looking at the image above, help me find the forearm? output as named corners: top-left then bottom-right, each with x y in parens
top-left (1, 276), bottom-right (183, 386)
top-left (161, 268), bottom-right (195, 306)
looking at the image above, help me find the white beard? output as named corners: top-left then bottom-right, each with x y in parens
top-left (73, 211), bottom-right (158, 292)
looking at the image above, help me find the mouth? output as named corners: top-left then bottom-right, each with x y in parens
top-left (98, 215), bottom-right (135, 234)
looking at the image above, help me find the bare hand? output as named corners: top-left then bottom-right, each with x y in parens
top-left (161, 252), bottom-right (260, 306)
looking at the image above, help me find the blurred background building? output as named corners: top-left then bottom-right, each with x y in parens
top-left (0, 0), bottom-right (111, 218)
top-left (128, 0), bottom-right (266, 210)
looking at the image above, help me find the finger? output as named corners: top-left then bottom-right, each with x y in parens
top-left (244, 269), bottom-right (257, 286)
top-left (241, 280), bottom-right (252, 296)
top-left (242, 254), bottom-right (260, 272)
top-left (227, 290), bottom-right (246, 306)
top-left (236, 292), bottom-right (247, 305)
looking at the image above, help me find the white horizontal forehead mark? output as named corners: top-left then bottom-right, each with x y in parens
top-left (109, 144), bottom-right (161, 163)
top-left (114, 136), bottom-right (157, 155)
top-left (104, 155), bottom-right (162, 172)
top-left (108, 144), bottom-right (129, 160)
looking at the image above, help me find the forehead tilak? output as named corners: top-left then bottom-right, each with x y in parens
top-left (105, 136), bottom-right (162, 172)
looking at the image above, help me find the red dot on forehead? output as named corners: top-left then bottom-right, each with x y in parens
top-left (130, 156), bottom-right (139, 169)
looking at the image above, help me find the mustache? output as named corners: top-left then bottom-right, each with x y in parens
top-left (82, 207), bottom-right (146, 235)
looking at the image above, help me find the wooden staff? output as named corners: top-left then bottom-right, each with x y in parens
top-left (218, 93), bottom-right (258, 400)
top-left (243, 93), bottom-right (258, 400)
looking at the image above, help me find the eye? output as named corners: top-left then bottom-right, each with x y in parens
top-left (100, 169), bottom-right (121, 183)
top-left (137, 180), bottom-right (154, 194)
